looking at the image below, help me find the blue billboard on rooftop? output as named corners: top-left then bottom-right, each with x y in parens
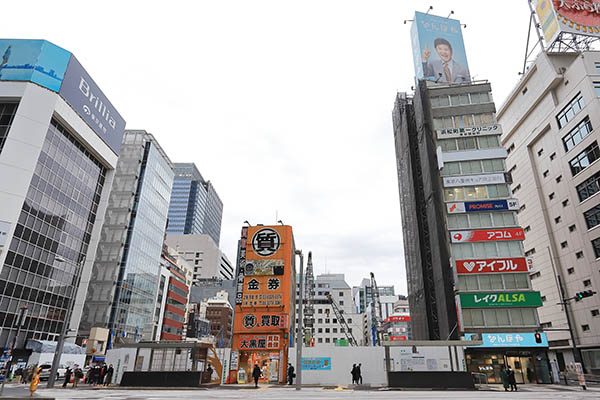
top-left (0, 39), bottom-right (125, 155)
top-left (410, 12), bottom-right (471, 83)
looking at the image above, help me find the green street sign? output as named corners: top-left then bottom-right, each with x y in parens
top-left (460, 291), bottom-right (542, 308)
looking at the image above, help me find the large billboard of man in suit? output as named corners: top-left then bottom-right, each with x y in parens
top-left (411, 12), bottom-right (471, 84)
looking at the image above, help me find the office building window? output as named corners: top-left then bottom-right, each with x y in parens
top-left (576, 251), bottom-right (584, 259)
top-left (325, 338), bottom-right (330, 343)
top-left (596, 62), bottom-right (600, 73)
top-left (562, 116), bottom-right (593, 152)
top-left (584, 279), bottom-right (592, 287)
top-left (543, 170), bottom-right (549, 178)
top-left (582, 324), bottom-right (590, 331)
top-left (0, 102), bottom-right (19, 155)
top-left (569, 141), bottom-right (600, 176)
top-left (549, 192), bottom-right (555, 200)
top-left (563, 199), bottom-right (570, 207)
top-left (584, 204), bottom-right (600, 229)
top-left (595, 82), bottom-right (600, 97)
top-left (556, 175), bottom-right (563, 183)
top-left (556, 92), bottom-right (584, 129)
top-left (550, 152), bottom-right (557, 160)
top-left (569, 224), bottom-right (577, 232)
top-left (554, 216), bottom-right (561, 224)
top-left (592, 309), bottom-right (599, 317)
top-left (568, 267), bottom-right (575, 274)
top-left (592, 237), bottom-right (600, 258)
top-left (577, 170), bottom-right (600, 201)
top-left (561, 241), bottom-right (568, 248)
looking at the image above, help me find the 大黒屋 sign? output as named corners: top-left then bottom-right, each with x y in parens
top-left (237, 334), bottom-right (281, 350)
top-left (460, 291), bottom-right (543, 308)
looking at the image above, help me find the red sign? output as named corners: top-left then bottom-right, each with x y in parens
top-left (455, 258), bottom-right (530, 274)
top-left (235, 334), bottom-right (281, 350)
top-left (450, 228), bottom-right (525, 243)
top-left (389, 336), bottom-right (408, 341)
top-left (554, 0), bottom-right (600, 28)
top-left (386, 316), bottom-right (411, 323)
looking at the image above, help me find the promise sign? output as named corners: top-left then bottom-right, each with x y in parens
top-left (451, 228), bottom-right (525, 243)
top-left (455, 258), bottom-right (531, 274)
top-left (460, 292), bottom-right (543, 308)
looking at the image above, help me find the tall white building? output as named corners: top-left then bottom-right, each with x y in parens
top-left (297, 273), bottom-right (365, 346)
top-left (166, 234), bottom-right (234, 284)
top-left (498, 50), bottom-right (600, 373)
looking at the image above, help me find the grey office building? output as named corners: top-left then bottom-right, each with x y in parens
top-left (166, 163), bottom-right (223, 246)
top-left (79, 130), bottom-right (174, 341)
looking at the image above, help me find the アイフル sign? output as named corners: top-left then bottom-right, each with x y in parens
top-left (460, 291), bottom-right (543, 308)
top-left (455, 257), bottom-right (531, 274)
top-left (451, 228), bottom-right (525, 243)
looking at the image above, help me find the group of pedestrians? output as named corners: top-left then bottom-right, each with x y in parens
top-left (61, 364), bottom-right (114, 388)
top-left (62, 365), bottom-right (84, 388)
top-left (501, 365), bottom-right (518, 392)
top-left (351, 363), bottom-right (362, 385)
top-left (12, 366), bottom-right (34, 383)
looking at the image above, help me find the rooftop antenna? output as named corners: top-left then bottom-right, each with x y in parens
top-left (447, 10), bottom-right (454, 19)
top-left (426, 5), bottom-right (433, 14)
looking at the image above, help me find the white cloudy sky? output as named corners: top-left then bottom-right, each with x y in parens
top-left (5, 0), bottom-right (534, 293)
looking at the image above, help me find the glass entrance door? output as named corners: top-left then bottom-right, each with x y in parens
top-left (506, 356), bottom-right (535, 384)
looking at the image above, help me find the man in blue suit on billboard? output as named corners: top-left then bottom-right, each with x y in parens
top-left (422, 38), bottom-right (469, 83)
top-left (0, 45), bottom-right (11, 78)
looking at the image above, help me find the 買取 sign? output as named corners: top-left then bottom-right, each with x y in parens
top-left (436, 124), bottom-right (502, 139)
top-left (446, 199), bottom-right (519, 214)
top-left (460, 291), bottom-right (543, 308)
top-left (465, 332), bottom-right (548, 348)
top-left (443, 173), bottom-right (512, 187)
top-left (301, 357), bottom-right (331, 370)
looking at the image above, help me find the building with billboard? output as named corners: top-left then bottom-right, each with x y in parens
top-left (79, 130), bottom-right (174, 342)
top-left (393, 13), bottom-right (547, 384)
top-left (166, 163), bottom-right (223, 246)
top-left (0, 39), bottom-right (124, 350)
top-left (230, 225), bottom-right (296, 384)
top-left (497, 48), bottom-right (600, 374)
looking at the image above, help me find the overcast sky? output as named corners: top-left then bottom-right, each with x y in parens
top-left (5, 1), bottom-right (535, 294)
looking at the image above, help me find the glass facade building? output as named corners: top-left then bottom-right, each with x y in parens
top-left (80, 131), bottom-right (174, 340)
top-left (0, 117), bottom-right (106, 345)
top-left (166, 163), bottom-right (223, 246)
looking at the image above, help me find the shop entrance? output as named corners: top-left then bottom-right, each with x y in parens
top-left (506, 355), bottom-right (533, 384)
top-left (239, 351), bottom-right (281, 383)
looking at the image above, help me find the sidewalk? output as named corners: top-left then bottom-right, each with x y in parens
top-left (486, 383), bottom-right (600, 392)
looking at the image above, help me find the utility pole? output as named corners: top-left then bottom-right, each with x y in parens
top-left (557, 275), bottom-right (584, 368)
top-left (295, 249), bottom-right (303, 391)
top-left (0, 305), bottom-right (28, 396)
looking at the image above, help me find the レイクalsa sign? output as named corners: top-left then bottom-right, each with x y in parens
top-left (460, 291), bottom-right (543, 308)
top-left (451, 228), bottom-right (525, 243)
top-left (455, 257), bottom-right (532, 274)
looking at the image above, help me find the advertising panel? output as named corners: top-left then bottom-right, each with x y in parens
top-left (236, 312), bottom-right (288, 332)
top-left (0, 220), bottom-right (10, 258)
top-left (443, 173), bottom-right (511, 188)
top-left (455, 257), bottom-right (531, 274)
top-left (301, 357), bottom-right (331, 370)
top-left (436, 124), bottom-right (502, 139)
top-left (465, 332), bottom-right (548, 347)
top-left (60, 55), bottom-right (126, 156)
top-left (243, 259), bottom-right (284, 276)
top-left (389, 336), bottom-right (408, 341)
top-left (240, 275), bottom-right (284, 307)
top-left (451, 228), bottom-right (525, 243)
top-left (235, 227), bottom-right (248, 305)
top-left (447, 199), bottom-right (519, 214)
top-left (0, 39), bottom-right (71, 92)
top-left (535, 0), bottom-right (600, 45)
top-left (442, 147), bottom-right (508, 163)
top-left (460, 291), bottom-right (543, 308)
top-left (410, 12), bottom-right (470, 83)
top-left (386, 316), bottom-right (411, 323)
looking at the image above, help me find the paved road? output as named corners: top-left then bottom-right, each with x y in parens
top-left (3, 384), bottom-right (600, 399)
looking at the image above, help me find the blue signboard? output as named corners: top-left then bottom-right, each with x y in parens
top-left (410, 12), bottom-right (470, 83)
top-left (0, 39), bottom-right (71, 92)
top-left (465, 199), bottom-right (518, 213)
top-left (301, 357), bottom-right (331, 370)
top-left (465, 333), bottom-right (548, 348)
top-left (59, 55), bottom-right (126, 155)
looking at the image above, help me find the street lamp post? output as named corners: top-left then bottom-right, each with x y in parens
top-left (47, 256), bottom-right (85, 388)
top-left (295, 249), bottom-right (303, 391)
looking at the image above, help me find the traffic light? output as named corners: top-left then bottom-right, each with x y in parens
top-left (575, 290), bottom-right (596, 301)
top-left (534, 332), bottom-right (542, 344)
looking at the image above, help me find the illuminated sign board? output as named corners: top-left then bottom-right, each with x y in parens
top-left (385, 316), bottom-right (411, 323)
top-left (455, 257), bottom-right (532, 274)
top-left (460, 291), bottom-right (543, 308)
top-left (388, 336), bottom-right (408, 341)
top-left (237, 312), bottom-right (288, 332)
top-left (236, 334), bottom-right (282, 350)
top-left (535, 0), bottom-right (600, 46)
top-left (436, 124), bottom-right (502, 139)
top-left (446, 199), bottom-right (519, 214)
top-left (465, 332), bottom-right (548, 348)
top-left (443, 173), bottom-right (511, 188)
top-left (451, 228), bottom-right (525, 243)
top-left (301, 357), bottom-right (331, 370)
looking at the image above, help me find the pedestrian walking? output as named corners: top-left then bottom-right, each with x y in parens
top-left (500, 366), bottom-right (509, 391)
top-left (62, 367), bottom-right (72, 388)
top-left (351, 364), bottom-right (357, 384)
top-left (287, 363), bottom-right (295, 385)
top-left (29, 366), bottom-right (41, 397)
top-left (73, 366), bottom-right (82, 388)
top-left (104, 364), bottom-right (114, 386)
top-left (507, 366), bottom-right (517, 391)
top-left (252, 364), bottom-right (261, 388)
top-left (357, 363), bottom-right (363, 385)
top-left (14, 366), bottom-right (23, 384)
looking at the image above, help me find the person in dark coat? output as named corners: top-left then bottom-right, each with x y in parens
top-left (252, 364), bottom-right (262, 388)
top-left (507, 366), bottom-right (517, 391)
top-left (351, 364), bottom-right (357, 384)
top-left (357, 363), bottom-right (363, 384)
top-left (104, 365), bottom-right (114, 386)
top-left (287, 363), bottom-right (295, 385)
top-left (500, 366), bottom-right (509, 391)
top-left (62, 367), bottom-right (72, 388)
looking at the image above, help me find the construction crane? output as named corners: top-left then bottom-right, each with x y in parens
top-left (303, 252), bottom-right (315, 345)
top-left (370, 272), bottom-right (383, 346)
top-left (326, 293), bottom-right (358, 346)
